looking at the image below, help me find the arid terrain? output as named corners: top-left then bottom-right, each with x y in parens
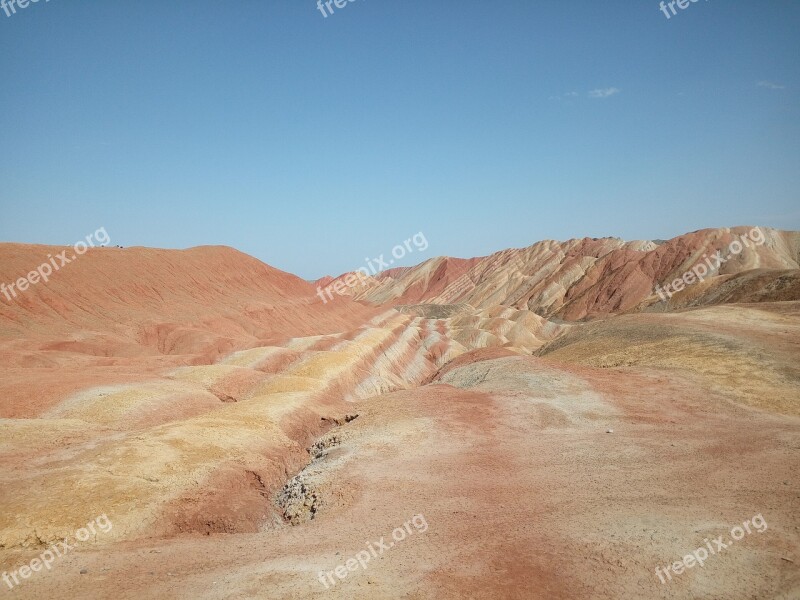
top-left (1, 226), bottom-right (799, 599)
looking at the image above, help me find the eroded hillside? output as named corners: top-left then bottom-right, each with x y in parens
top-left (332, 227), bottom-right (800, 320)
top-left (0, 234), bottom-right (798, 599)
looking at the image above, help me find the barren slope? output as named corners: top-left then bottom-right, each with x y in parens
top-left (3, 303), bottom-right (797, 599)
top-left (0, 237), bottom-right (798, 600)
top-left (341, 227), bottom-right (800, 320)
top-left (0, 244), bottom-right (564, 553)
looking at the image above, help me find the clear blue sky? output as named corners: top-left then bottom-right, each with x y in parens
top-left (1, 1), bottom-right (798, 278)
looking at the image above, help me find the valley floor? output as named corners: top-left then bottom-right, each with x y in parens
top-left (1, 303), bottom-right (799, 599)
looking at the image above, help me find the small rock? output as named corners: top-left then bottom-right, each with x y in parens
top-left (79, 569), bottom-right (88, 575)
top-left (606, 429), bottom-right (614, 434)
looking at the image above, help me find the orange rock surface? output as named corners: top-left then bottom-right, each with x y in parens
top-left (0, 230), bottom-right (798, 599)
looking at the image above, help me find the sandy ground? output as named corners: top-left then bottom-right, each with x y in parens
top-left (3, 340), bottom-right (798, 599)
top-left (1, 245), bottom-right (798, 599)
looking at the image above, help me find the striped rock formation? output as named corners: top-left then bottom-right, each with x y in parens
top-left (335, 227), bottom-right (800, 320)
top-left (0, 229), bottom-right (798, 599)
top-left (0, 245), bottom-right (565, 550)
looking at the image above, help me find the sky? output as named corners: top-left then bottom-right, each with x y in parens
top-left (1, 1), bottom-right (798, 279)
